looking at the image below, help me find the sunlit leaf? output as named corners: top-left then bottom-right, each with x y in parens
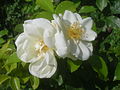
top-left (35, 11), bottom-right (53, 20)
top-left (0, 75), bottom-right (10, 85)
top-left (0, 29), bottom-right (8, 37)
top-left (114, 62), bottom-right (120, 80)
top-left (10, 77), bottom-right (20, 90)
top-left (5, 52), bottom-right (21, 65)
top-left (89, 55), bottom-right (108, 80)
top-left (36, 0), bottom-right (54, 12)
top-left (96, 0), bottom-right (108, 11)
top-left (79, 6), bottom-right (96, 13)
top-left (30, 76), bottom-right (39, 89)
top-left (67, 59), bottom-right (82, 72)
top-left (55, 1), bottom-right (80, 14)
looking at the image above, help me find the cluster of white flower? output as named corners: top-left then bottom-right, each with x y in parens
top-left (15, 10), bottom-right (97, 78)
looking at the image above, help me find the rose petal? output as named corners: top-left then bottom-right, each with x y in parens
top-left (23, 18), bottom-right (52, 40)
top-left (44, 26), bottom-right (56, 48)
top-left (63, 10), bottom-right (77, 24)
top-left (69, 40), bottom-right (82, 60)
top-left (29, 51), bottom-right (57, 78)
top-left (82, 30), bottom-right (97, 41)
top-left (15, 33), bottom-right (37, 63)
top-left (78, 41), bottom-right (91, 60)
top-left (15, 33), bottom-right (26, 47)
top-left (55, 31), bottom-right (68, 57)
top-left (82, 41), bottom-right (93, 56)
top-left (74, 13), bottom-right (83, 23)
top-left (82, 17), bottom-right (93, 30)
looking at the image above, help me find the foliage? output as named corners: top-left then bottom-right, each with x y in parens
top-left (0, 0), bottom-right (120, 90)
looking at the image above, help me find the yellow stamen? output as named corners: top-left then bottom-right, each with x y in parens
top-left (35, 40), bottom-right (49, 56)
top-left (67, 22), bottom-right (85, 39)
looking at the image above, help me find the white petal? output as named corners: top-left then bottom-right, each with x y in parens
top-left (15, 33), bottom-right (37, 63)
top-left (29, 51), bottom-right (57, 78)
top-left (53, 14), bottom-right (62, 28)
top-left (23, 18), bottom-right (52, 40)
top-left (82, 41), bottom-right (93, 56)
top-left (15, 33), bottom-right (26, 47)
top-left (68, 40), bottom-right (82, 60)
top-left (55, 31), bottom-right (68, 57)
top-left (63, 10), bottom-right (77, 24)
top-left (82, 17), bottom-right (93, 30)
top-left (44, 26), bottom-right (56, 48)
top-left (81, 17), bottom-right (97, 41)
top-left (53, 14), bottom-right (66, 32)
top-left (82, 30), bottom-right (97, 41)
top-left (78, 41), bottom-right (91, 60)
top-left (74, 13), bottom-right (83, 23)
top-left (53, 14), bottom-right (70, 36)
top-left (59, 14), bottom-right (63, 18)
top-left (17, 45), bottom-right (36, 63)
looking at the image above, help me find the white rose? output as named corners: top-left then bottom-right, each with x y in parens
top-left (45, 10), bottom-right (97, 60)
top-left (15, 18), bottom-right (57, 78)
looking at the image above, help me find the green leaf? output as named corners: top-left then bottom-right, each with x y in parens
top-left (96, 0), bottom-right (108, 11)
top-left (0, 38), bottom-right (5, 44)
top-left (0, 40), bottom-right (10, 58)
top-left (55, 1), bottom-right (79, 14)
top-left (110, 0), bottom-right (120, 14)
top-left (21, 62), bottom-right (26, 67)
top-left (14, 24), bottom-right (23, 33)
top-left (89, 55), bottom-right (108, 80)
top-left (5, 52), bottom-right (21, 65)
top-left (21, 77), bottom-right (30, 84)
top-left (35, 11), bottom-right (53, 20)
top-left (0, 30), bottom-right (8, 37)
top-left (105, 16), bottom-right (120, 28)
top-left (67, 60), bottom-right (82, 72)
top-left (114, 62), bottom-right (120, 80)
top-left (0, 75), bottom-right (10, 85)
top-left (5, 63), bottom-right (17, 74)
top-left (114, 45), bottom-right (120, 56)
top-left (0, 40), bottom-right (10, 51)
top-left (10, 77), bottom-right (20, 90)
top-left (55, 75), bottom-right (63, 86)
top-left (79, 6), bottom-right (96, 13)
top-left (36, 0), bottom-right (54, 12)
top-left (30, 76), bottom-right (39, 89)
top-left (112, 84), bottom-right (120, 90)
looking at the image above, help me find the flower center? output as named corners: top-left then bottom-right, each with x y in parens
top-left (67, 22), bottom-right (85, 40)
top-left (35, 40), bottom-right (49, 56)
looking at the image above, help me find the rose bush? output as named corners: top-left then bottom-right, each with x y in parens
top-left (0, 0), bottom-right (120, 90)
